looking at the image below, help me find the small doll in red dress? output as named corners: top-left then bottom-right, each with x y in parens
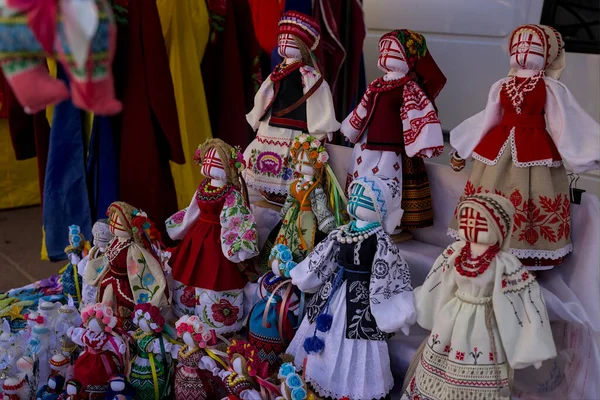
top-left (68, 303), bottom-right (126, 399)
top-left (90, 202), bottom-right (168, 328)
top-left (341, 29), bottom-right (446, 231)
top-left (166, 139), bottom-right (259, 335)
top-left (449, 24), bottom-right (600, 269)
top-left (1, 373), bottom-right (31, 400)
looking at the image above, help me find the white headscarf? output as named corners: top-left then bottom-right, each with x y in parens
top-left (348, 175), bottom-right (403, 234)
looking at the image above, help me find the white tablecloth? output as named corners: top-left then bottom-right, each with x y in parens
top-left (249, 144), bottom-right (600, 399)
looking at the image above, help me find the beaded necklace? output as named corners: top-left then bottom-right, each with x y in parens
top-left (454, 242), bottom-right (500, 277)
top-left (368, 73), bottom-right (415, 93)
top-left (335, 221), bottom-right (381, 244)
top-left (271, 60), bottom-right (304, 82)
top-left (502, 72), bottom-right (543, 114)
top-left (197, 179), bottom-right (232, 202)
top-left (295, 176), bottom-right (316, 192)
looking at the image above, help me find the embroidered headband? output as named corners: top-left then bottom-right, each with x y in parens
top-left (277, 11), bottom-right (320, 51)
top-left (508, 24), bottom-right (565, 79)
top-left (457, 194), bottom-right (515, 251)
top-left (348, 175), bottom-right (403, 234)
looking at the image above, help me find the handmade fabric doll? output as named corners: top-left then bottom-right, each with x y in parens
top-left (402, 194), bottom-right (557, 399)
top-left (24, 310), bottom-right (55, 391)
top-left (0, 0), bottom-right (122, 115)
top-left (449, 24), bottom-right (600, 269)
top-left (341, 29), bottom-right (446, 230)
top-left (287, 175), bottom-right (416, 399)
top-left (104, 375), bottom-right (135, 400)
top-left (69, 303), bottom-right (126, 399)
top-left (172, 315), bottom-right (218, 400)
top-left (0, 319), bottom-right (27, 385)
top-left (129, 303), bottom-right (172, 400)
top-left (79, 220), bottom-right (113, 308)
top-left (248, 245), bottom-right (300, 374)
top-left (48, 354), bottom-right (70, 382)
top-left (62, 226), bottom-right (86, 308)
top-left (91, 202), bottom-right (168, 328)
top-left (1, 373), bottom-right (31, 400)
top-left (36, 374), bottom-right (65, 400)
top-left (166, 139), bottom-right (259, 334)
top-left (260, 134), bottom-right (339, 268)
top-left (55, 297), bottom-right (82, 376)
top-left (219, 340), bottom-right (267, 399)
top-left (244, 11), bottom-right (340, 205)
top-left (57, 379), bottom-right (83, 400)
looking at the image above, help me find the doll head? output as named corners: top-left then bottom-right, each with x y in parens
top-left (38, 301), bottom-right (59, 326)
top-left (277, 11), bottom-right (320, 62)
top-left (46, 374), bottom-right (65, 392)
top-left (377, 30), bottom-right (427, 75)
top-left (1, 374), bottom-right (29, 399)
top-left (290, 134), bottom-right (329, 178)
top-left (132, 303), bottom-right (164, 334)
top-left (108, 203), bottom-right (133, 239)
top-left (92, 219), bottom-right (113, 249)
top-left (269, 244), bottom-right (297, 278)
top-left (65, 379), bottom-right (82, 396)
top-left (347, 175), bottom-right (403, 234)
top-left (64, 225), bottom-right (85, 264)
top-left (195, 139), bottom-right (246, 187)
top-left (107, 202), bottom-right (158, 249)
top-left (457, 194), bottom-right (515, 251)
top-left (227, 340), bottom-right (269, 379)
top-left (108, 375), bottom-right (127, 393)
top-left (15, 356), bottom-right (33, 376)
top-left (509, 24), bottom-right (565, 79)
top-left (81, 303), bottom-right (117, 333)
top-left (57, 296), bottom-right (82, 327)
top-left (175, 315), bottom-right (215, 349)
top-left (49, 353), bottom-right (69, 377)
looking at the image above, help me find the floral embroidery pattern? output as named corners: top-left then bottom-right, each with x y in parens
top-left (470, 347), bottom-right (482, 365)
top-left (211, 300), bottom-right (240, 326)
top-left (180, 286), bottom-right (197, 308)
top-left (131, 253), bottom-right (160, 303)
top-left (166, 208), bottom-right (188, 229)
top-left (255, 151), bottom-right (284, 175)
top-left (462, 181), bottom-right (571, 246)
top-left (455, 351), bottom-right (465, 361)
top-left (220, 190), bottom-right (259, 260)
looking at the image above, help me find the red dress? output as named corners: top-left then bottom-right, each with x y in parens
top-left (73, 330), bottom-right (121, 397)
top-left (99, 239), bottom-right (135, 314)
top-left (170, 184), bottom-right (248, 290)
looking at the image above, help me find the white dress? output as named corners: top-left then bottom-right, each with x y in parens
top-left (402, 242), bottom-right (557, 400)
top-left (287, 228), bottom-right (416, 400)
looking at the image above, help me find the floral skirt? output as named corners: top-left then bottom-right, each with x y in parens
top-left (243, 122), bottom-right (302, 197)
top-left (449, 149), bottom-right (572, 269)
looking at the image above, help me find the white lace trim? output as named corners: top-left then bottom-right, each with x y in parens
top-left (473, 127), bottom-right (562, 168)
top-left (306, 375), bottom-right (393, 400)
top-left (243, 172), bottom-right (290, 195)
top-left (447, 228), bottom-right (573, 261)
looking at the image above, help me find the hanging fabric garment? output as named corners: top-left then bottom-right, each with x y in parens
top-left (202, 0), bottom-right (261, 148)
top-left (115, 0), bottom-right (184, 239)
top-left (157, 0), bottom-right (213, 209)
top-left (249, 0), bottom-right (284, 56)
top-left (42, 65), bottom-right (93, 261)
top-left (86, 116), bottom-right (118, 221)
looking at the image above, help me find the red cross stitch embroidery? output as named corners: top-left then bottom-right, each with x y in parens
top-left (202, 147), bottom-right (224, 177)
top-left (455, 351), bottom-right (465, 361)
top-left (459, 207), bottom-right (489, 243)
top-left (278, 33), bottom-right (300, 57)
top-left (378, 37), bottom-right (406, 72)
top-left (109, 212), bottom-right (126, 234)
top-left (511, 31), bottom-right (544, 69)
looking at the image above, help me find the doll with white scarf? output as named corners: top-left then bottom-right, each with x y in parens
top-left (287, 175), bottom-right (416, 400)
top-left (79, 220), bottom-right (113, 308)
top-left (341, 30), bottom-right (446, 231)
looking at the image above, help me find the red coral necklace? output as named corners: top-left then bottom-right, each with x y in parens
top-left (455, 242), bottom-right (500, 277)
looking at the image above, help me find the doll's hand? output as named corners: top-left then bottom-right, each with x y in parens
top-left (534, 361), bottom-right (542, 369)
top-left (400, 325), bottom-right (410, 336)
top-left (219, 369), bottom-right (232, 380)
top-left (327, 132), bottom-right (333, 142)
top-left (171, 344), bottom-right (182, 359)
top-left (450, 151), bottom-right (466, 172)
top-left (66, 326), bottom-right (75, 337)
top-left (199, 356), bottom-right (221, 376)
top-left (118, 343), bottom-right (127, 354)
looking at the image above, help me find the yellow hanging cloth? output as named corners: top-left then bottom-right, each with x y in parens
top-left (157, 0), bottom-right (213, 209)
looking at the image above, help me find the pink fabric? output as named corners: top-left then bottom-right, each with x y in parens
top-left (7, 64), bottom-right (69, 113)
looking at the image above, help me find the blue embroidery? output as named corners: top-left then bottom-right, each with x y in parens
top-left (348, 184), bottom-right (376, 216)
top-left (351, 176), bottom-right (386, 219)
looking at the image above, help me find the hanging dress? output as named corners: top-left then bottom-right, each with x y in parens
top-left (449, 75), bottom-right (599, 269)
top-left (166, 179), bottom-right (259, 333)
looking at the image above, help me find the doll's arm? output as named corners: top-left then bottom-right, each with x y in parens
top-left (279, 193), bottom-right (295, 219)
top-left (247, 77), bottom-right (276, 131)
top-left (340, 89), bottom-right (371, 143)
top-left (289, 231), bottom-right (339, 293)
top-left (310, 186), bottom-right (336, 233)
top-left (402, 81), bottom-right (444, 158)
top-left (304, 67), bottom-right (341, 138)
top-left (220, 190), bottom-right (259, 263)
top-left (165, 191), bottom-right (201, 241)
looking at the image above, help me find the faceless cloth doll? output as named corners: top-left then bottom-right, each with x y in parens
top-left (172, 315), bottom-right (218, 400)
top-left (260, 134), bottom-right (339, 270)
top-left (244, 11), bottom-right (340, 205)
top-left (55, 300), bottom-right (81, 379)
top-left (69, 303), bottom-right (126, 399)
top-left (80, 220), bottom-right (114, 308)
top-left (219, 340), bottom-right (267, 399)
top-left (166, 139), bottom-right (259, 334)
top-left (57, 379), bottom-right (83, 400)
top-left (104, 375), bottom-right (135, 400)
top-left (402, 194), bottom-right (556, 399)
top-left (1, 373), bottom-right (31, 400)
top-left (341, 29), bottom-right (446, 230)
top-left (36, 374), bottom-right (65, 400)
top-left (248, 245), bottom-right (300, 374)
top-left (129, 303), bottom-right (172, 400)
top-left (92, 202), bottom-right (168, 327)
top-left (24, 309), bottom-right (56, 391)
top-left (449, 25), bottom-right (600, 269)
top-left (62, 226), bottom-right (86, 307)
top-left (0, 0), bottom-right (122, 115)
top-left (0, 318), bottom-right (27, 387)
top-left (287, 175), bottom-right (416, 400)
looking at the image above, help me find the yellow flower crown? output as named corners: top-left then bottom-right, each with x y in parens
top-left (290, 134), bottom-right (329, 169)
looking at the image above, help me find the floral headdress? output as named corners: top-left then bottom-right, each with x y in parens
top-left (269, 244), bottom-right (297, 278)
top-left (175, 315), bottom-right (215, 347)
top-left (290, 134), bottom-right (329, 169)
top-left (227, 339), bottom-right (269, 379)
top-left (80, 303), bottom-right (117, 333)
top-left (278, 362), bottom-right (317, 400)
top-left (132, 303), bottom-right (165, 333)
top-left (64, 225), bottom-right (87, 256)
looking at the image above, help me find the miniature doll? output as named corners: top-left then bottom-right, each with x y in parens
top-left (129, 304), bottom-right (172, 400)
top-left (260, 134), bottom-right (339, 268)
top-left (93, 202), bottom-right (168, 327)
top-left (449, 24), bottom-right (600, 269)
top-left (0, 0), bottom-right (122, 114)
top-left (248, 245), bottom-right (300, 374)
top-left (24, 310), bottom-right (55, 391)
top-left (62, 226), bottom-right (86, 308)
top-left (104, 375), bottom-right (135, 400)
top-left (341, 29), bottom-right (446, 231)
top-left (287, 175), bottom-right (416, 399)
top-left (219, 340), bottom-right (267, 399)
top-left (0, 318), bottom-right (27, 387)
top-left (57, 379), bottom-right (83, 400)
top-left (1, 373), bottom-right (31, 400)
top-left (69, 303), bottom-right (126, 399)
top-left (54, 297), bottom-right (82, 376)
top-left (244, 11), bottom-right (340, 205)
top-left (172, 315), bottom-right (218, 400)
top-left (36, 374), bottom-right (65, 400)
top-left (166, 139), bottom-right (259, 334)
top-left (402, 194), bottom-right (557, 399)
top-left (80, 220), bottom-right (114, 308)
